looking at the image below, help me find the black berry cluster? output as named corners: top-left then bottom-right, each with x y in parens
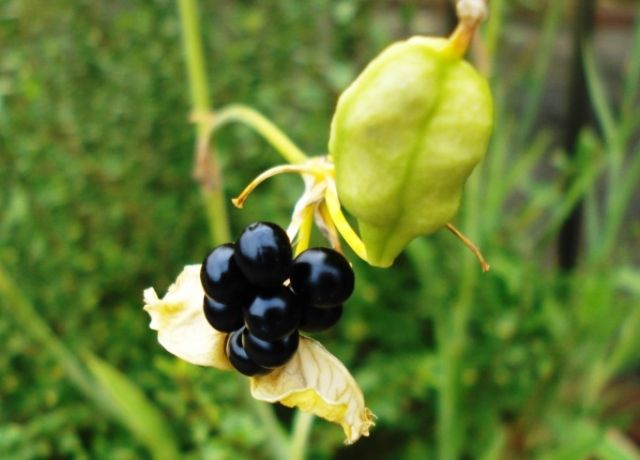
top-left (200, 222), bottom-right (355, 376)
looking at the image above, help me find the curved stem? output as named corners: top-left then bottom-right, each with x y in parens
top-left (447, 0), bottom-right (488, 57)
top-left (232, 163), bottom-right (320, 208)
top-left (203, 104), bottom-right (309, 165)
top-left (324, 183), bottom-right (368, 262)
top-left (445, 223), bottom-right (490, 272)
top-left (448, 22), bottom-right (477, 57)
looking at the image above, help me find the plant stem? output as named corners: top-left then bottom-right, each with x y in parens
top-left (178, 0), bottom-right (230, 245)
top-left (243, 390), bottom-right (292, 460)
top-left (177, 2), bottom-right (291, 459)
top-left (290, 411), bottom-right (315, 460)
top-left (211, 104), bottom-right (308, 165)
top-left (437, 169), bottom-right (482, 460)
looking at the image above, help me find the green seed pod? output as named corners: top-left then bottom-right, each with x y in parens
top-left (329, 36), bottom-right (493, 267)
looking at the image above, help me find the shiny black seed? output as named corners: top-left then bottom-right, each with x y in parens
top-left (244, 287), bottom-right (300, 340)
top-left (290, 248), bottom-right (354, 308)
top-left (203, 296), bottom-right (244, 333)
top-left (201, 244), bottom-right (254, 307)
top-left (234, 222), bottom-right (292, 288)
top-left (226, 328), bottom-right (270, 376)
top-left (300, 303), bottom-right (343, 333)
top-left (243, 328), bottom-right (299, 368)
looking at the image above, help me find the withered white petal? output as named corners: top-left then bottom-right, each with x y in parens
top-left (251, 336), bottom-right (375, 444)
top-left (286, 174), bottom-right (327, 242)
top-left (143, 265), bottom-right (232, 370)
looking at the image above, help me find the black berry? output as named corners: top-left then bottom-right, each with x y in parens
top-left (203, 296), bottom-right (244, 333)
top-left (201, 244), bottom-right (254, 307)
top-left (300, 303), bottom-right (343, 333)
top-left (244, 287), bottom-right (301, 340)
top-left (243, 328), bottom-right (299, 368)
top-left (226, 328), bottom-right (270, 376)
top-left (235, 222), bottom-right (293, 288)
top-left (290, 248), bottom-right (354, 308)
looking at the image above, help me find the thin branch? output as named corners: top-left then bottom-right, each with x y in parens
top-left (446, 223), bottom-right (490, 272)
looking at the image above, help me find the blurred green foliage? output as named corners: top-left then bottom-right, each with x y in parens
top-left (1, 0), bottom-right (639, 459)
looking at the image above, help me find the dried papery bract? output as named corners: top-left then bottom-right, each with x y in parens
top-left (144, 265), bottom-right (374, 444)
top-left (252, 337), bottom-right (375, 444)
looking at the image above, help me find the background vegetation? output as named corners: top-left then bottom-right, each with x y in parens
top-left (1, 0), bottom-right (639, 459)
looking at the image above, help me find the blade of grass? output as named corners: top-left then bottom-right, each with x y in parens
top-left (85, 353), bottom-right (180, 460)
top-left (595, 142), bottom-right (640, 262)
top-left (0, 263), bottom-right (180, 459)
top-left (515, 0), bottom-right (564, 144)
top-left (547, 419), bottom-right (604, 460)
top-left (621, 9), bottom-right (640, 122)
top-left (0, 263), bottom-right (100, 404)
top-left (482, 0), bottom-right (505, 76)
top-left (583, 43), bottom-right (617, 148)
top-left (541, 131), bottom-right (604, 243)
top-left (595, 430), bottom-right (640, 460)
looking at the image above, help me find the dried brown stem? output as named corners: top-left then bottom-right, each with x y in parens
top-left (446, 223), bottom-right (490, 272)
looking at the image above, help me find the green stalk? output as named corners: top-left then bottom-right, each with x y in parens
top-left (290, 411), bottom-right (315, 460)
top-left (516, 1), bottom-right (564, 144)
top-left (213, 104), bottom-right (308, 165)
top-left (178, 0), bottom-right (230, 245)
top-left (242, 390), bottom-right (291, 460)
top-left (437, 169), bottom-right (482, 460)
top-left (483, 0), bottom-right (505, 77)
top-left (177, 2), bottom-right (291, 458)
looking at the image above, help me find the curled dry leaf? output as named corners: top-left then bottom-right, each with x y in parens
top-left (143, 265), bottom-right (232, 370)
top-left (251, 336), bottom-right (375, 444)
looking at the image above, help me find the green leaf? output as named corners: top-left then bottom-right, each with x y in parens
top-left (85, 353), bottom-right (180, 460)
top-left (583, 42), bottom-right (616, 146)
top-left (548, 419), bottom-right (604, 460)
top-left (595, 430), bottom-right (640, 460)
top-left (614, 268), bottom-right (640, 296)
top-left (548, 420), bottom-right (640, 460)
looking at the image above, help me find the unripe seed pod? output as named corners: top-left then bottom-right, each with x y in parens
top-left (329, 37), bottom-right (493, 267)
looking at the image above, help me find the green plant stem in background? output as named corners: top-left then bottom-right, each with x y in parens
top-left (436, 167), bottom-right (482, 460)
top-left (290, 410), bottom-right (315, 460)
top-left (242, 389), bottom-right (291, 460)
top-left (177, 2), bottom-right (310, 458)
top-left (482, 0), bottom-right (504, 78)
top-left (177, 0), bottom-right (230, 245)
